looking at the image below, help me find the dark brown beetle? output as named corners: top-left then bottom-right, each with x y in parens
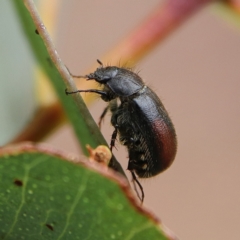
top-left (66, 60), bottom-right (177, 202)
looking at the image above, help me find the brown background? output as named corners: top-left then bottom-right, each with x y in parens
top-left (44, 1), bottom-right (240, 239)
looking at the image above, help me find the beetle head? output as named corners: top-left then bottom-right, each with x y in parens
top-left (86, 66), bottom-right (118, 84)
top-left (85, 60), bottom-right (145, 97)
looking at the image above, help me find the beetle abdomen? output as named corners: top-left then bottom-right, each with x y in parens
top-left (118, 87), bottom-right (177, 178)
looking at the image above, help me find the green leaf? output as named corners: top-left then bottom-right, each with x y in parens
top-left (10, 0), bottom-right (105, 154)
top-left (0, 144), bottom-right (172, 240)
top-left (10, 0), bottom-right (126, 176)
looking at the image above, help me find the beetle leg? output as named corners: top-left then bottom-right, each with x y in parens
top-left (98, 105), bottom-right (109, 129)
top-left (110, 126), bottom-right (118, 151)
top-left (109, 99), bottom-right (120, 149)
top-left (65, 88), bottom-right (109, 98)
top-left (130, 171), bottom-right (144, 203)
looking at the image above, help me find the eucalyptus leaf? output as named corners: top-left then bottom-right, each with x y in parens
top-left (0, 144), bottom-right (171, 240)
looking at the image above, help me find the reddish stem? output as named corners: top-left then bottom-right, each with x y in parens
top-left (12, 0), bottom-right (215, 143)
top-left (102, 0), bottom-right (215, 66)
top-left (9, 103), bottom-right (64, 144)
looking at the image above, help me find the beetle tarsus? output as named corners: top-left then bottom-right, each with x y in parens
top-left (131, 171), bottom-right (144, 203)
top-left (65, 88), bottom-right (69, 95)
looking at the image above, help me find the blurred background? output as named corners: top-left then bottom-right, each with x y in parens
top-left (2, 0), bottom-right (240, 239)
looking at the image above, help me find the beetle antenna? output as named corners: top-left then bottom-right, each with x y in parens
top-left (65, 65), bottom-right (86, 79)
top-left (97, 59), bottom-right (103, 67)
top-left (70, 74), bottom-right (86, 79)
top-left (131, 171), bottom-right (144, 203)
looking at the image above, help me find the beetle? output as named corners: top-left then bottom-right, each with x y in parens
top-left (66, 60), bottom-right (177, 202)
